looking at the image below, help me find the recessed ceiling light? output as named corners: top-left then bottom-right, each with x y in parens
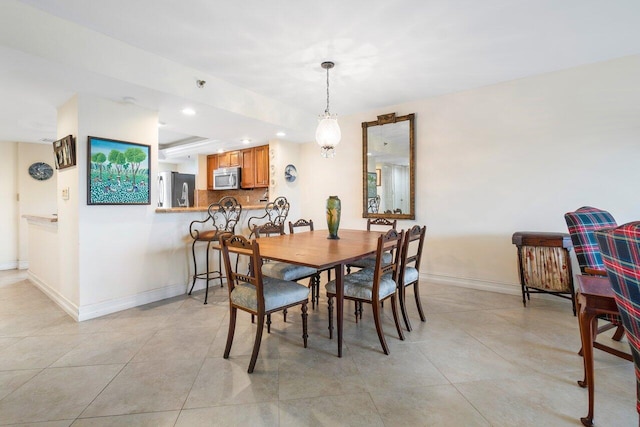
top-left (217, 148), bottom-right (224, 153)
top-left (122, 96), bottom-right (137, 104)
top-left (241, 139), bottom-right (251, 144)
top-left (276, 131), bottom-right (286, 137)
top-left (182, 108), bottom-right (196, 116)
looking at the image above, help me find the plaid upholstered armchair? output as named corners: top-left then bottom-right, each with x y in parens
top-left (596, 222), bottom-right (640, 425)
top-left (565, 206), bottom-right (625, 340)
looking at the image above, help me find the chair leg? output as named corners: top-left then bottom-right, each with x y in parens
top-left (189, 240), bottom-right (197, 295)
top-left (248, 314), bottom-right (265, 373)
top-left (301, 303), bottom-right (308, 348)
top-left (414, 281), bottom-right (426, 322)
top-left (283, 309), bottom-right (287, 323)
top-left (223, 306), bottom-right (237, 359)
top-left (612, 324), bottom-right (625, 341)
top-left (371, 298), bottom-right (390, 355)
top-left (267, 314), bottom-right (271, 333)
top-left (327, 295), bottom-right (334, 339)
top-left (390, 295), bottom-right (405, 341)
top-left (399, 283), bottom-right (412, 332)
top-left (217, 249), bottom-right (224, 287)
top-left (203, 241), bottom-right (211, 304)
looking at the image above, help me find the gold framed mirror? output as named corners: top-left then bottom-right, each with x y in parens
top-left (362, 112), bottom-right (415, 220)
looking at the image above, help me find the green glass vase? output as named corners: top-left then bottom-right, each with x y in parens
top-left (326, 195), bottom-right (341, 239)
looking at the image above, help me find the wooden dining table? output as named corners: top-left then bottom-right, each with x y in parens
top-left (254, 228), bottom-right (383, 357)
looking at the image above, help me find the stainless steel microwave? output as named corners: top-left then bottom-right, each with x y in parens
top-left (213, 166), bottom-right (241, 190)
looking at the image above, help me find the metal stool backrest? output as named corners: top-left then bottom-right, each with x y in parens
top-left (248, 197), bottom-right (290, 237)
top-left (209, 196), bottom-right (243, 233)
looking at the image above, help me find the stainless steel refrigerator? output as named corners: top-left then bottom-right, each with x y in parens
top-left (157, 171), bottom-right (195, 208)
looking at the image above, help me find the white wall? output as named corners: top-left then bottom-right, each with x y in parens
top-left (0, 142), bottom-right (18, 269)
top-left (29, 94), bottom-right (210, 320)
top-left (300, 55), bottom-right (640, 294)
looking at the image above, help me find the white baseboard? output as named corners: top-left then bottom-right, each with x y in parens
top-left (0, 261), bottom-right (18, 271)
top-left (27, 272), bottom-right (191, 322)
top-left (77, 283), bottom-right (188, 321)
top-left (422, 272), bottom-right (522, 296)
top-left (18, 260), bottom-right (29, 270)
top-left (28, 271), bottom-right (80, 320)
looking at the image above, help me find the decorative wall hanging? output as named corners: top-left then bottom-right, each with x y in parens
top-left (53, 135), bottom-right (76, 170)
top-left (28, 162), bottom-right (53, 181)
top-left (87, 136), bottom-right (150, 205)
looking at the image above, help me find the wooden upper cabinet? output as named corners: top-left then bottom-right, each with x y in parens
top-left (240, 148), bottom-right (255, 188)
top-left (208, 146), bottom-right (268, 190)
top-left (218, 150), bottom-right (240, 168)
top-left (237, 144), bottom-right (269, 189)
top-left (254, 145), bottom-right (269, 187)
top-left (206, 154), bottom-right (218, 190)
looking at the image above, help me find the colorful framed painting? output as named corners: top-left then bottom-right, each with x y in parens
top-left (87, 136), bottom-right (151, 205)
top-left (53, 135), bottom-right (76, 170)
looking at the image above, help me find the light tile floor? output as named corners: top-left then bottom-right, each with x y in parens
top-left (0, 269), bottom-right (636, 426)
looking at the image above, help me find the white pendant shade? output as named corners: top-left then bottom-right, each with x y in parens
top-left (316, 115), bottom-right (341, 146)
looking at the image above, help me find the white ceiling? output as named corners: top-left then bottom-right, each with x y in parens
top-left (2, 0), bottom-right (639, 157)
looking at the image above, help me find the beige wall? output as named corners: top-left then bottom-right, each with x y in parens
top-left (299, 55), bottom-right (640, 294)
top-left (0, 142), bottom-right (18, 269)
top-left (0, 141), bottom-right (57, 270)
top-left (18, 142), bottom-right (58, 267)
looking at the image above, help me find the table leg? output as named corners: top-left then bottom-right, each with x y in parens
top-left (335, 263), bottom-right (344, 357)
top-left (577, 293), bottom-right (596, 427)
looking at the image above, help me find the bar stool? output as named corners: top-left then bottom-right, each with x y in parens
top-left (247, 196), bottom-right (289, 238)
top-left (188, 196), bottom-right (242, 304)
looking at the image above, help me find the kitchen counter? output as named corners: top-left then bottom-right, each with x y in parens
top-left (155, 204), bottom-right (266, 213)
top-left (22, 214), bottom-right (58, 224)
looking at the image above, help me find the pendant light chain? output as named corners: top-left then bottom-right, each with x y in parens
top-left (325, 65), bottom-right (330, 115)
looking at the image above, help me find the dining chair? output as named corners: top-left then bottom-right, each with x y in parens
top-left (347, 217), bottom-right (397, 272)
top-left (595, 222), bottom-right (640, 426)
top-left (565, 206), bottom-right (625, 341)
top-left (288, 219), bottom-right (331, 306)
top-left (220, 234), bottom-right (309, 373)
top-left (397, 225), bottom-right (427, 331)
top-left (254, 221), bottom-right (321, 310)
top-left (346, 217), bottom-right (398, 321)
top-left (247, 196), bottom-right (290, 238)
top-left (325, 229), bottom-right (405, 355)
top-left (188, 196), bottom-right (242, 304)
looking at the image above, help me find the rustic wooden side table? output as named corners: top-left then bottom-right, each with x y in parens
top-left (512, 231), bottom-right (576, 314)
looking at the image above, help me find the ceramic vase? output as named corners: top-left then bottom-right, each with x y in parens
top-left (326, 195), bottom-right (341, 239)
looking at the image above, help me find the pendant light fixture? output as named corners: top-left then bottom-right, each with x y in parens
top-left (315, 61), bottom-right (341, 158)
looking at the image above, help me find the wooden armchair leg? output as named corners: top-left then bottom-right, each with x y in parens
top-left (612, 324), bottom-right (625, 341)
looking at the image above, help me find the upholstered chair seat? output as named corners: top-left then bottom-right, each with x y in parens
top-left (231, 277), bottom-right (310, 312)
top-left (326, 269), bottom-right (396, 301)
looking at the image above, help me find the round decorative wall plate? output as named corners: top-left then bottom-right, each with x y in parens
top-left (284, 164), bottom-right (297, 182)
top-left (28, 162), bottom-right (54, 181)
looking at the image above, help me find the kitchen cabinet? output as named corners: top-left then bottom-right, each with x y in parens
top-left (241, 148), bottom-right (255, 188)
top-left (240, 145), bottom-right (269, 189)
top-left (206, 154), bottom-right (218, 190)
top-left (254, 145), bottom-right (269, 187)
top-left (208, 146), bottom-right (268, 190)
top-left (218, 150), bottom-right (240, 168)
